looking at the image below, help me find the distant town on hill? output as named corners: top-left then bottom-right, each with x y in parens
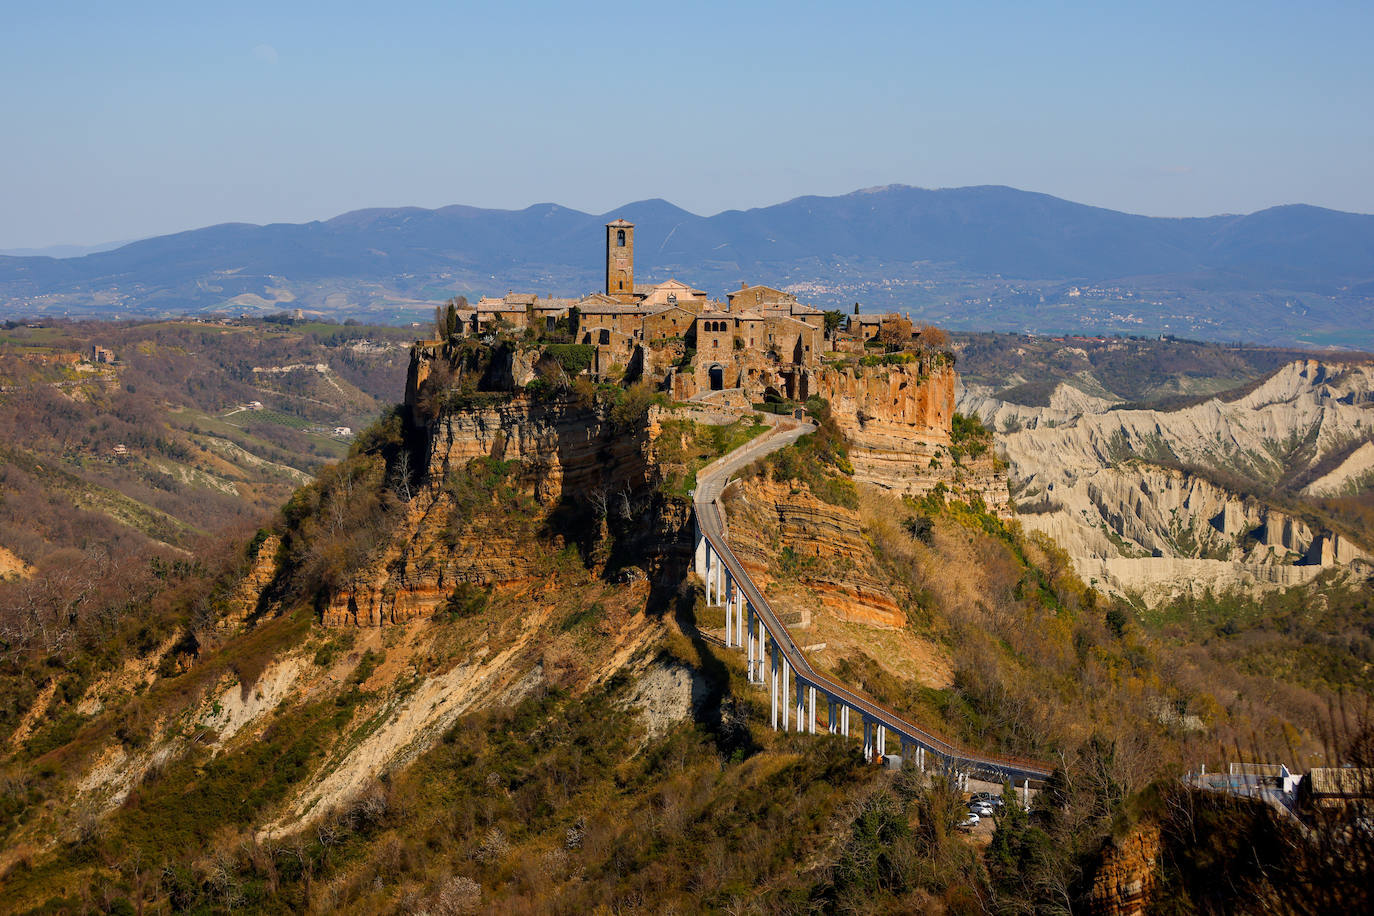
top-left (2, 184), bottom-right (1372, 348)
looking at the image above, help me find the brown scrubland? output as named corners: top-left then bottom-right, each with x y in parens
top-left (0, 323), bottom-right (1369, 914)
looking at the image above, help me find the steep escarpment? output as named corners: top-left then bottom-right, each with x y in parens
top-left (318, 394), bottom-right (667, 627)
top-left (817, 360), bottom-right (955, 494)
top-left (963, 359), bottom-right (1374, 602)
top-left (723, 476), bottom-right (908, 630)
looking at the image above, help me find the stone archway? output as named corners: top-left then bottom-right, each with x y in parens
top-left (709, 364), bottom-right (725, 391)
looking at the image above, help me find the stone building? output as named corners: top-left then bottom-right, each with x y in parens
top-left (606, 218), bottom-right (635, 301)
top-left (439, 218), bottom-right (912, 404)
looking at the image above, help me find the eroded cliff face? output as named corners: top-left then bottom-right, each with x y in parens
top-left (323, 395), bottom-right (669, 627)
top-left (723, 477), bottom-right (906, 629)
top-left (1088, 822), bottom-right (1162, 916)
top-left (818, 362), bottom-right (957, 494)
top-left (962, 360), bottom-right (1374, 603)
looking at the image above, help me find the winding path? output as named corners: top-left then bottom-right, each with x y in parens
top-left (692, 416), bottom-right (1054, 786)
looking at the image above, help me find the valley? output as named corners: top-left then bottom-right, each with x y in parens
top-left (956, 334), bottom-right (1374, 604)
top-left (0, 318), bottom-right (412, 577)
top-left (0, 310), bottom-right (1369, 913)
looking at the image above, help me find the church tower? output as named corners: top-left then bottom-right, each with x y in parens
top-left (606, 219), bottom-right (634, 300)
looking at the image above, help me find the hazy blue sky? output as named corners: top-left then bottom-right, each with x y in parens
top-left (2, 0), bottom-right (1371, 248)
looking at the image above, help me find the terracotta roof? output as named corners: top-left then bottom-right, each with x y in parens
top-left (606, 218), bottom-right (634, 228)
top-left (727, 284), bottom-right (794, 300)
top-left (476, 298), bottom-right (526, 313)
top-left (645, 303), bottom-right (695, 317)
top-left (765, 315), bottom-right (815, 332)
top-left (578, 302), bottom-right (649, 315)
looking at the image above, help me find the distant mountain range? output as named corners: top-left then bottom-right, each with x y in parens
top-left (3, 185), bottom-right (1372, 347)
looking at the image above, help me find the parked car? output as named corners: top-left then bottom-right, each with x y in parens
top-left (969, 801), bottom-right (996, 817)
top-left (957, 812), bottom-right (980, 830)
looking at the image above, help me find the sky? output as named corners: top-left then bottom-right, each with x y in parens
top-left (2, 0), bottom-right (1372, 250)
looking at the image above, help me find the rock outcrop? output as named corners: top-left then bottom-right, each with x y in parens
top-left (818, 360), bottom-right (956, 495)
top-left (1088, 822), bottom-right (1162, 916)
top-left (323, 394), bottom-right (663, 627)
top-left (723, 478), bottom-right (906, 629)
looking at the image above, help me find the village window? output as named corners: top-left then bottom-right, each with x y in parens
top-left (599, 329), bottom-right (610, 345)
top-left (617, 229), bottom-right (626, 247)
top-left (713, 339), bottom-right (719, 348)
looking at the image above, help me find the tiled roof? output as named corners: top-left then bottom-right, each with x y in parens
top-left (578, 302), bottom-right (649, 315)
top-left (1306, 768), bottom-right (1374, 796)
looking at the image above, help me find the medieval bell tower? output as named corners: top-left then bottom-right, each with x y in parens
top-left (606, 219), bottom-right (634, 300)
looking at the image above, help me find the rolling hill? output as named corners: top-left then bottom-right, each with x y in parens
top-left (3, 185), bottom-right (1373, 346)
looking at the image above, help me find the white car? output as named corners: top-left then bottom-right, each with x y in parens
top-left (957, 812), bottom-right (980, 829)
top-left (969, 801), bottom-right (996, 818)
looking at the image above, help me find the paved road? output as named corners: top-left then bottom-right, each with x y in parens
top-left (693, 416), bottom-right (1054, 785)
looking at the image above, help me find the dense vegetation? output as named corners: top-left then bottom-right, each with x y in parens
top-left (753, 397), bottom-right (859, 508)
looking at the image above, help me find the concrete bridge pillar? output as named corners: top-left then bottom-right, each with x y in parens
top-left (754, 611), bottom-right (764, 683)
top-left (877, 724), bottom-right (886, 757)
top-left (841, 705), bottom-right (850, 738)
top-left (745, 605), bottom-right (755, 681)
top-left (715, 553), bottom-right (725, 609)
top-left (862, 717), bottom-right (873, 760)
top-left (714, 552), bottom-right (725, 609)
top-left (1022, 779), bottom-right (1030, 808)
top-left (769, 638), bottom-right (779, 730)
top-left (693, 521), bottom-right (706, 579)
top-left (793, 673), bottom-right (805, 734)
top-left (917, 746), bottom-right (926, 772)
top-left (736, 591), bottom-right (746, 656)
top-left (702, 540), bottom-right (713, 605)
top-left (827, 697), bottom-right (837, 734)
top-left (724, 572), bottom-right (734, 646)
top-left (808, 685), bottom-right (817, 734)
top-left (785, 659), bottom-right (796, 730)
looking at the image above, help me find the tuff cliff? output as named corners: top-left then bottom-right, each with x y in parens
top-left (1088, 822), bottom-right (1162, 916)
top-left (816, 360), bottom-right (986, 499)
top-left (722, 477), bottom-right (907, 630)
top-left (322, 393), bottom-right (670, 627)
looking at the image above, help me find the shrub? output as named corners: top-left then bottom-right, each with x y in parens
top-left (543, 344), bottom-right (595, 375)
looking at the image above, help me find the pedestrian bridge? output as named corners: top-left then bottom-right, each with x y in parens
top-left (691, 417), bottom-right (1053, 788)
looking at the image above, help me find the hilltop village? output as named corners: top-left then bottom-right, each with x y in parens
top-left (400, 219), bottom-right (989, 527)
top-left (434, 219), bottom-right (940, 406)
